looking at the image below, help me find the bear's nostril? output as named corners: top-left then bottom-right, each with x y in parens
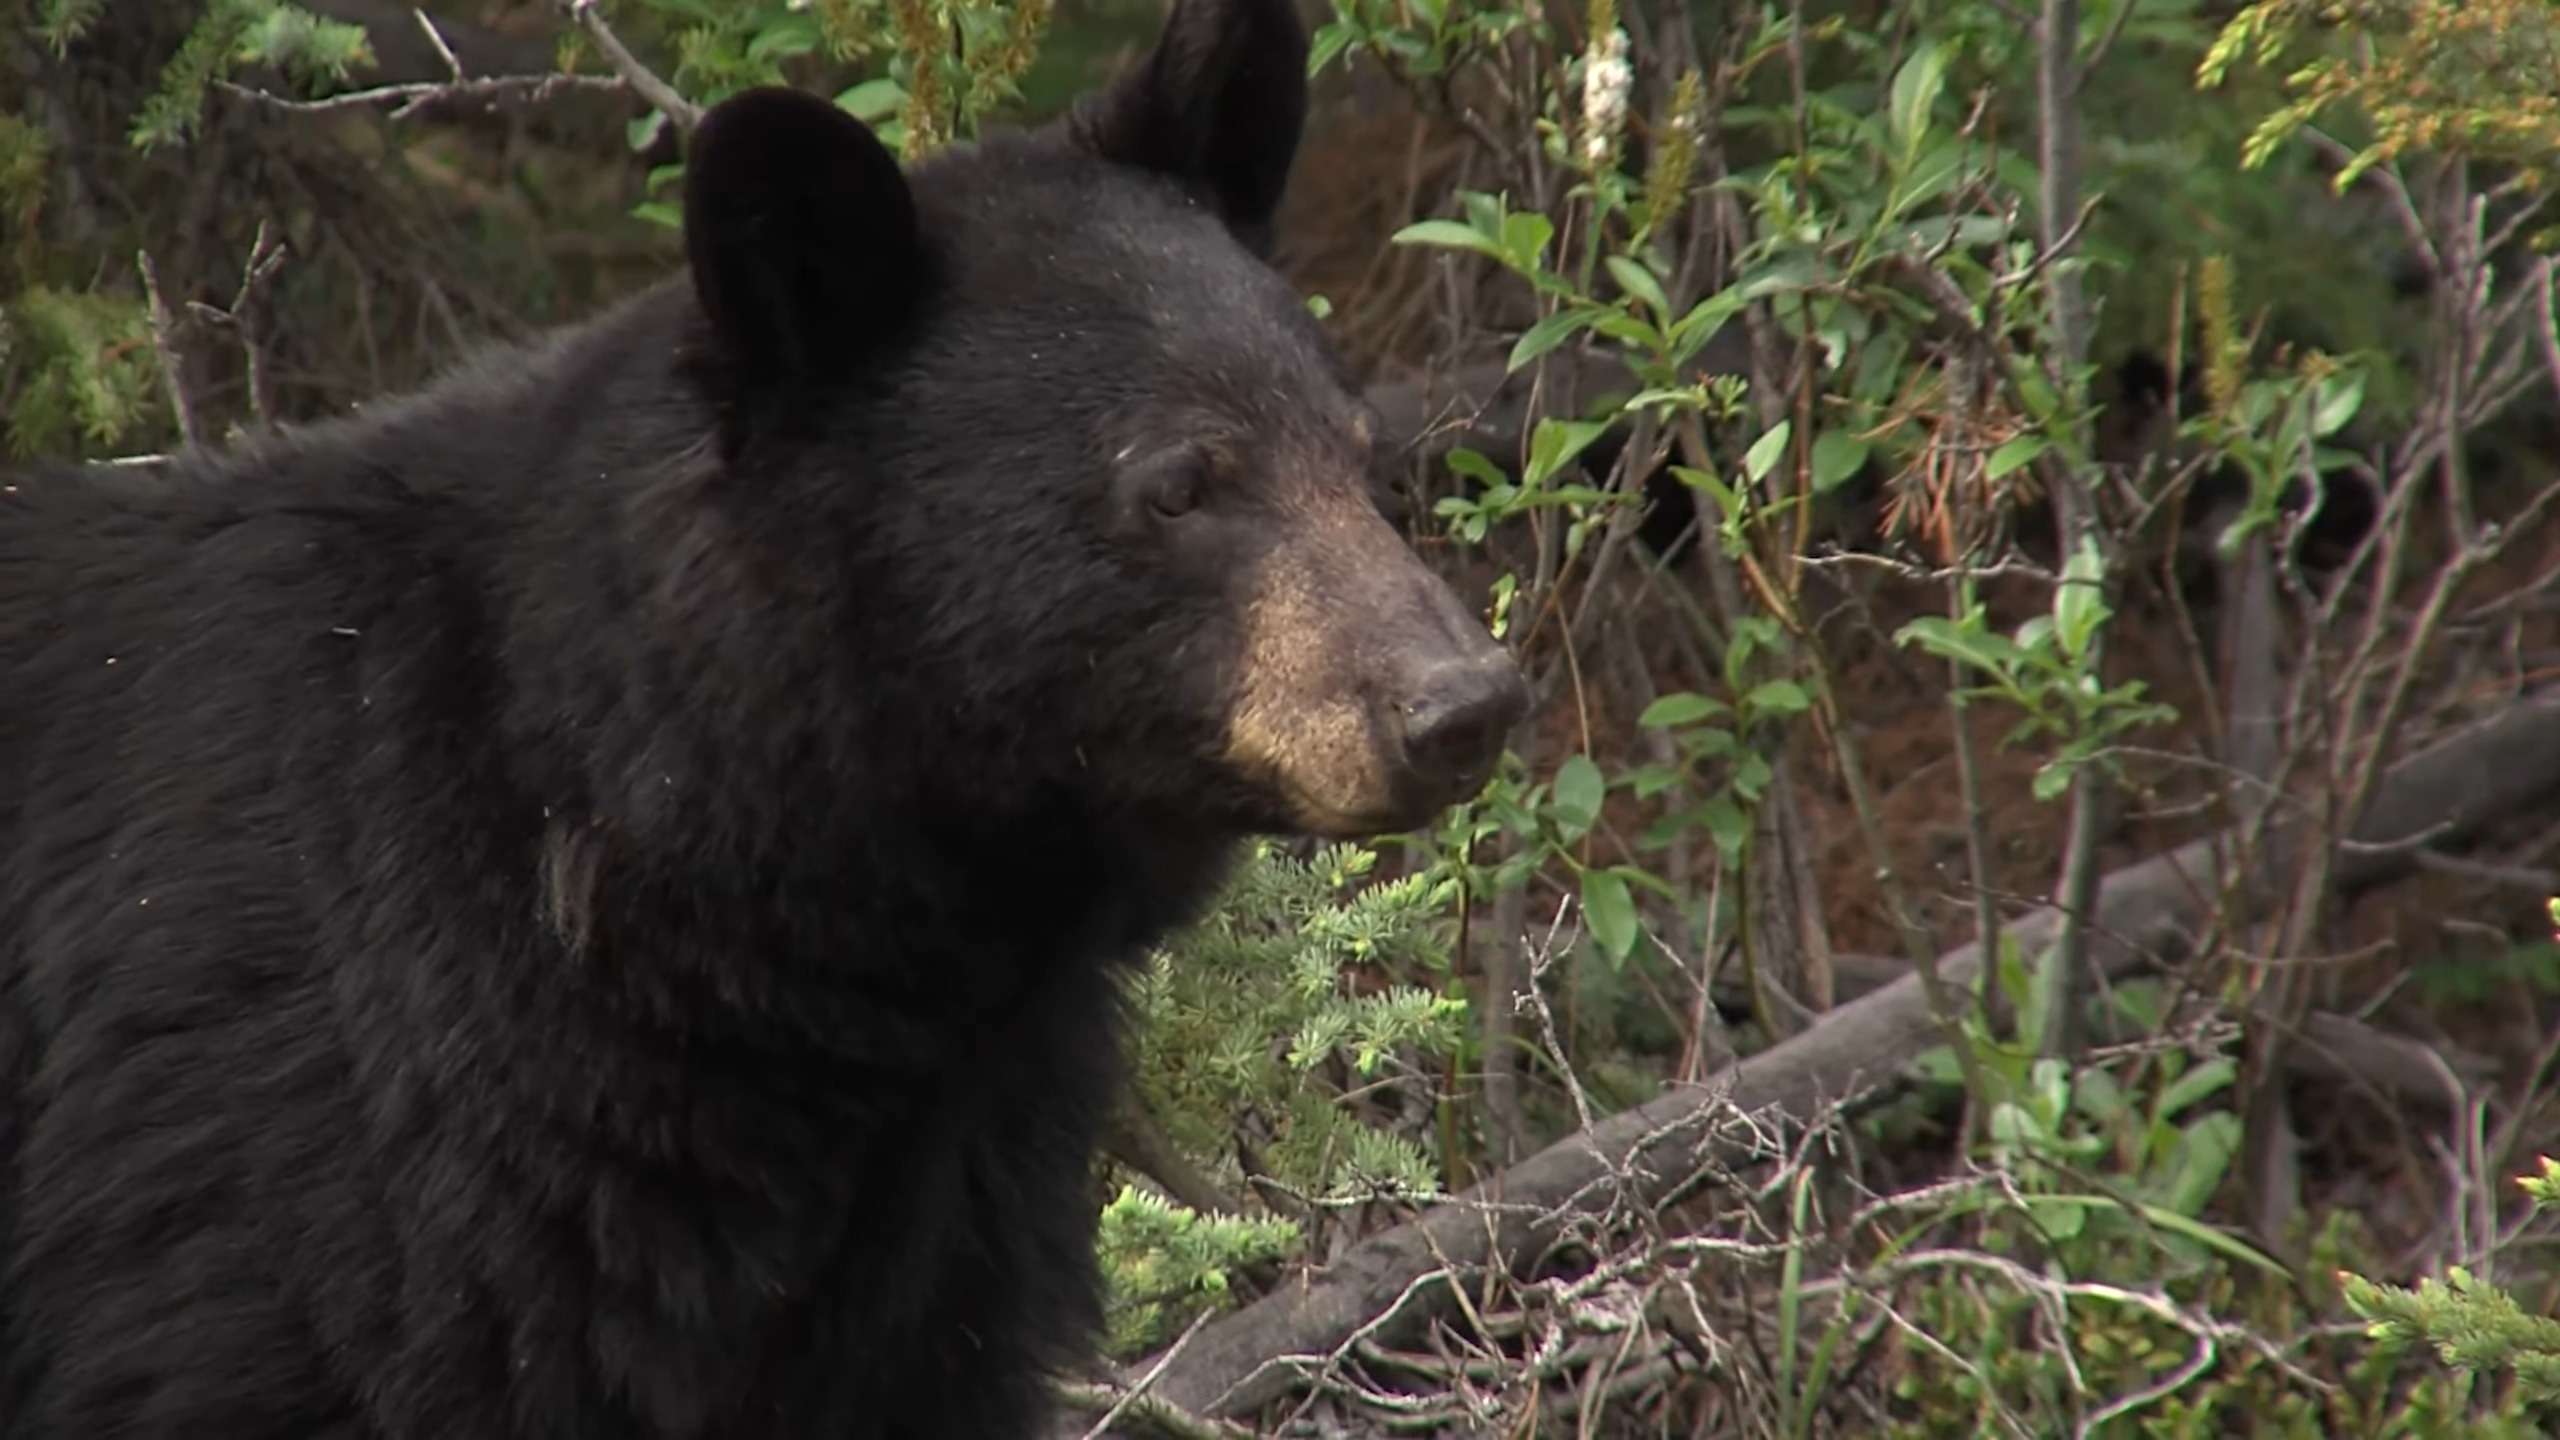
top-left (1398, 656), bottom-right (1530, 787)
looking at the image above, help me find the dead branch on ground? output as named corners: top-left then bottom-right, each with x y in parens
top-left (1059, 683), bottom-right (2560, 1430)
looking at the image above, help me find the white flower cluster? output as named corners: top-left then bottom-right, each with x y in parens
top-left (1580, 26), bottom-right (1633, 169)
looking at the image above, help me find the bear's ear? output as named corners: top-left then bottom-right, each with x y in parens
top-left (1068, 0), bottom-right (1310, 254)
top-left (683, 87), bottom-right (924, 385)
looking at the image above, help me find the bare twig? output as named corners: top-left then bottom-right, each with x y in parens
top-left (220, 72), bottom-right (630, 123)
top-left (232, 0), bottom-right (692, 131)
top-left (1479, 885), bottom-right (1530, 1165)
top-left (184, 221), bottom-right (292, 433)
top-left (1064, 687), bottom-right (2560, 1427)
top-left (413, 6), bottom-right (465, 79)
top-left (2036, 0), bottom-right (2107, 1063)
top-left (560, 0), bottom-right (701, 131)
top-left (1101, 1092), bottom-right (1245, 1220)
top-left (1725, 954), bottom-right (2495, 1109)
top-left (135, 251), bottom-right (205, 451)
top-left (1071, 1311), bottom-right (1235, 1440)
top-left (2073, 0), bottom-right (2144, 90)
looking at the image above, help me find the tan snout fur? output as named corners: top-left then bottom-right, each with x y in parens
top-left (1221, 537), bottom-right (1394, 837)
top-left (1219, 479), bottom-right (1451, 837)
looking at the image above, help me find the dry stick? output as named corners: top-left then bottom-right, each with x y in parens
top-left (221, 71), bottom-right (630, 122)
top-left (185, 221), bottom-right (292, 433)
top-left (1102, 1092), bottom-right (1244, 1220)
top-left (235, 226), bottom-right (290, 431)
top-left (2035, 0), bottom-right (2106, 1065)
top-left (1098, 685), bottom-right (2560, 1426)
top-left (299, 0), bottom-right (562, 82)
top-left (2220, 456), bottom-right (2293, 1249)
top-left (558, 0), bottom-right (700, 131)
top-left (1479, 885), bottom-right (1530, 1166)
top-left (225, 0), bottom-right (649, 121)
top-left (136, 251), bottom-right (204, 451)
top-left (412, 5), bottom-right (465, 79)
top-left (1708, 953), bottom-right (2493, 1110)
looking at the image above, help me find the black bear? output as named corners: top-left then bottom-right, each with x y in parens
top-left (0, 0), bottom-right (1527, 1432)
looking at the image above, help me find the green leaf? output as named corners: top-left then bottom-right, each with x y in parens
top-left (1744, 419), bottom-right (1792, 484)
top-left (1985, 433), bottom-right (2049, 480)
top-left (1627, 763), bottom-right (1683, 801)
top-left (1589, 311), bottom-right (1657, 347)
top-left (835, 77), bottom-right (907, 124)
top-left (2155, 1111), bottom-right (2244, 1219)
top-left (1500, 210), bottom-right (1555, 270)
top-left (1639, 691), bottom-right (1726, 728)
top-left (1810, 430), bottom-right (1871, 492)
top-left (1744, 678), bottom-right (1813, 716)
top-left (1888, 40), bottom-right (1950, 154)
top-left (1736, 255), bottom-right (1821, 302)
top-left (631, 200), bottom-right (682, 230)
top-left (1603, 255), bottom-right (1670, 319)
top-left (1443, 447), bottom-right (1509, 489)
top-left (1550, 754), bottom-right (1607, 841)
top-left (1509, 307), bottom-right (1601, 373)
top-left (1894, 615), bottom-right (2020, 677)
top-left (1696, 795), bottom-right (1750, 853)
top-left (1670, 286), bottom-right (1748, 367)
top-left (1524, 417), bottom-right (1613, 489)
top-left (2155, 1057), bottom-right (2238, 1121)
top-left (746, 11), bottom-right (821, 60)
top-left (1909, 1044), bottom-right (1966, 1087)
top-left (2073, 1067), bottom-right (2128, 1125)
top-left (2014, 615), bottom-right (2057, 659)
top-left (1581, 867), bottom-right (1640, 964)
top-left (2023, 1193), bottom-right (2087, 1243)
top-left (1308, 23), bottom-right (1354, 74)
top-left (2310, 369), bottom-right (2367, 438)
top-left (2009, 1194), bottom-right (2287, 1275)
top-left (2053, 533), bottom-right (2109, 659)
top-left (1669, 464), bottom-right (1738, 522)
top-left (1392, 219), bottom-right (1504, 260)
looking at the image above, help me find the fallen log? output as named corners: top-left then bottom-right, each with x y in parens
top-left (1731, 955), bottom-right (2496, 1107)
top-left (1103, 685), bottom-right (2560, 1426)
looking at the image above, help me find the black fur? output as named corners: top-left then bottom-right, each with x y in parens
top-left (1068, 0), bottom-right (1308, 257)
top-left (682, 86), bottom-right (927, 393)
top-left (0, 0), bottom-right (1396, 1435)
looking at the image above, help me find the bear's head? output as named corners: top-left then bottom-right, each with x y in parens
top-left (674, 0), bottom-right (1526, 843)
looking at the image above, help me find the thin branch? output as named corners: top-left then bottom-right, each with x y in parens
top-left (1072, 1311), bottom-right (1234, 1440)
top-left (413, 6), bottom-right (465, 80)
top-left (2037, 0), bottom-right (2105, 1063)
top-left (184, 221), bottom-right (292, 433)
top-left (1083, 689), bottom-right (2560, 1428)
top-left (2074, 0), bottom-right (2144, 89)
top-left (136, 251), bottom-right (205, 451)
top-left (219, 72), bottom-right (629, 123)
top-left (1100, 1092), bottom-right (1245, 1220)
top-left (560, 0), bottom-right (701, 131)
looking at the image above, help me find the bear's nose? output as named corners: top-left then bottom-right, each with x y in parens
top-left (1395, 654), bottom-right (1530, 791)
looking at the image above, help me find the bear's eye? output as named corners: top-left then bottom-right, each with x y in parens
top-left (1149, 461), bottom-right (1206, 520)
